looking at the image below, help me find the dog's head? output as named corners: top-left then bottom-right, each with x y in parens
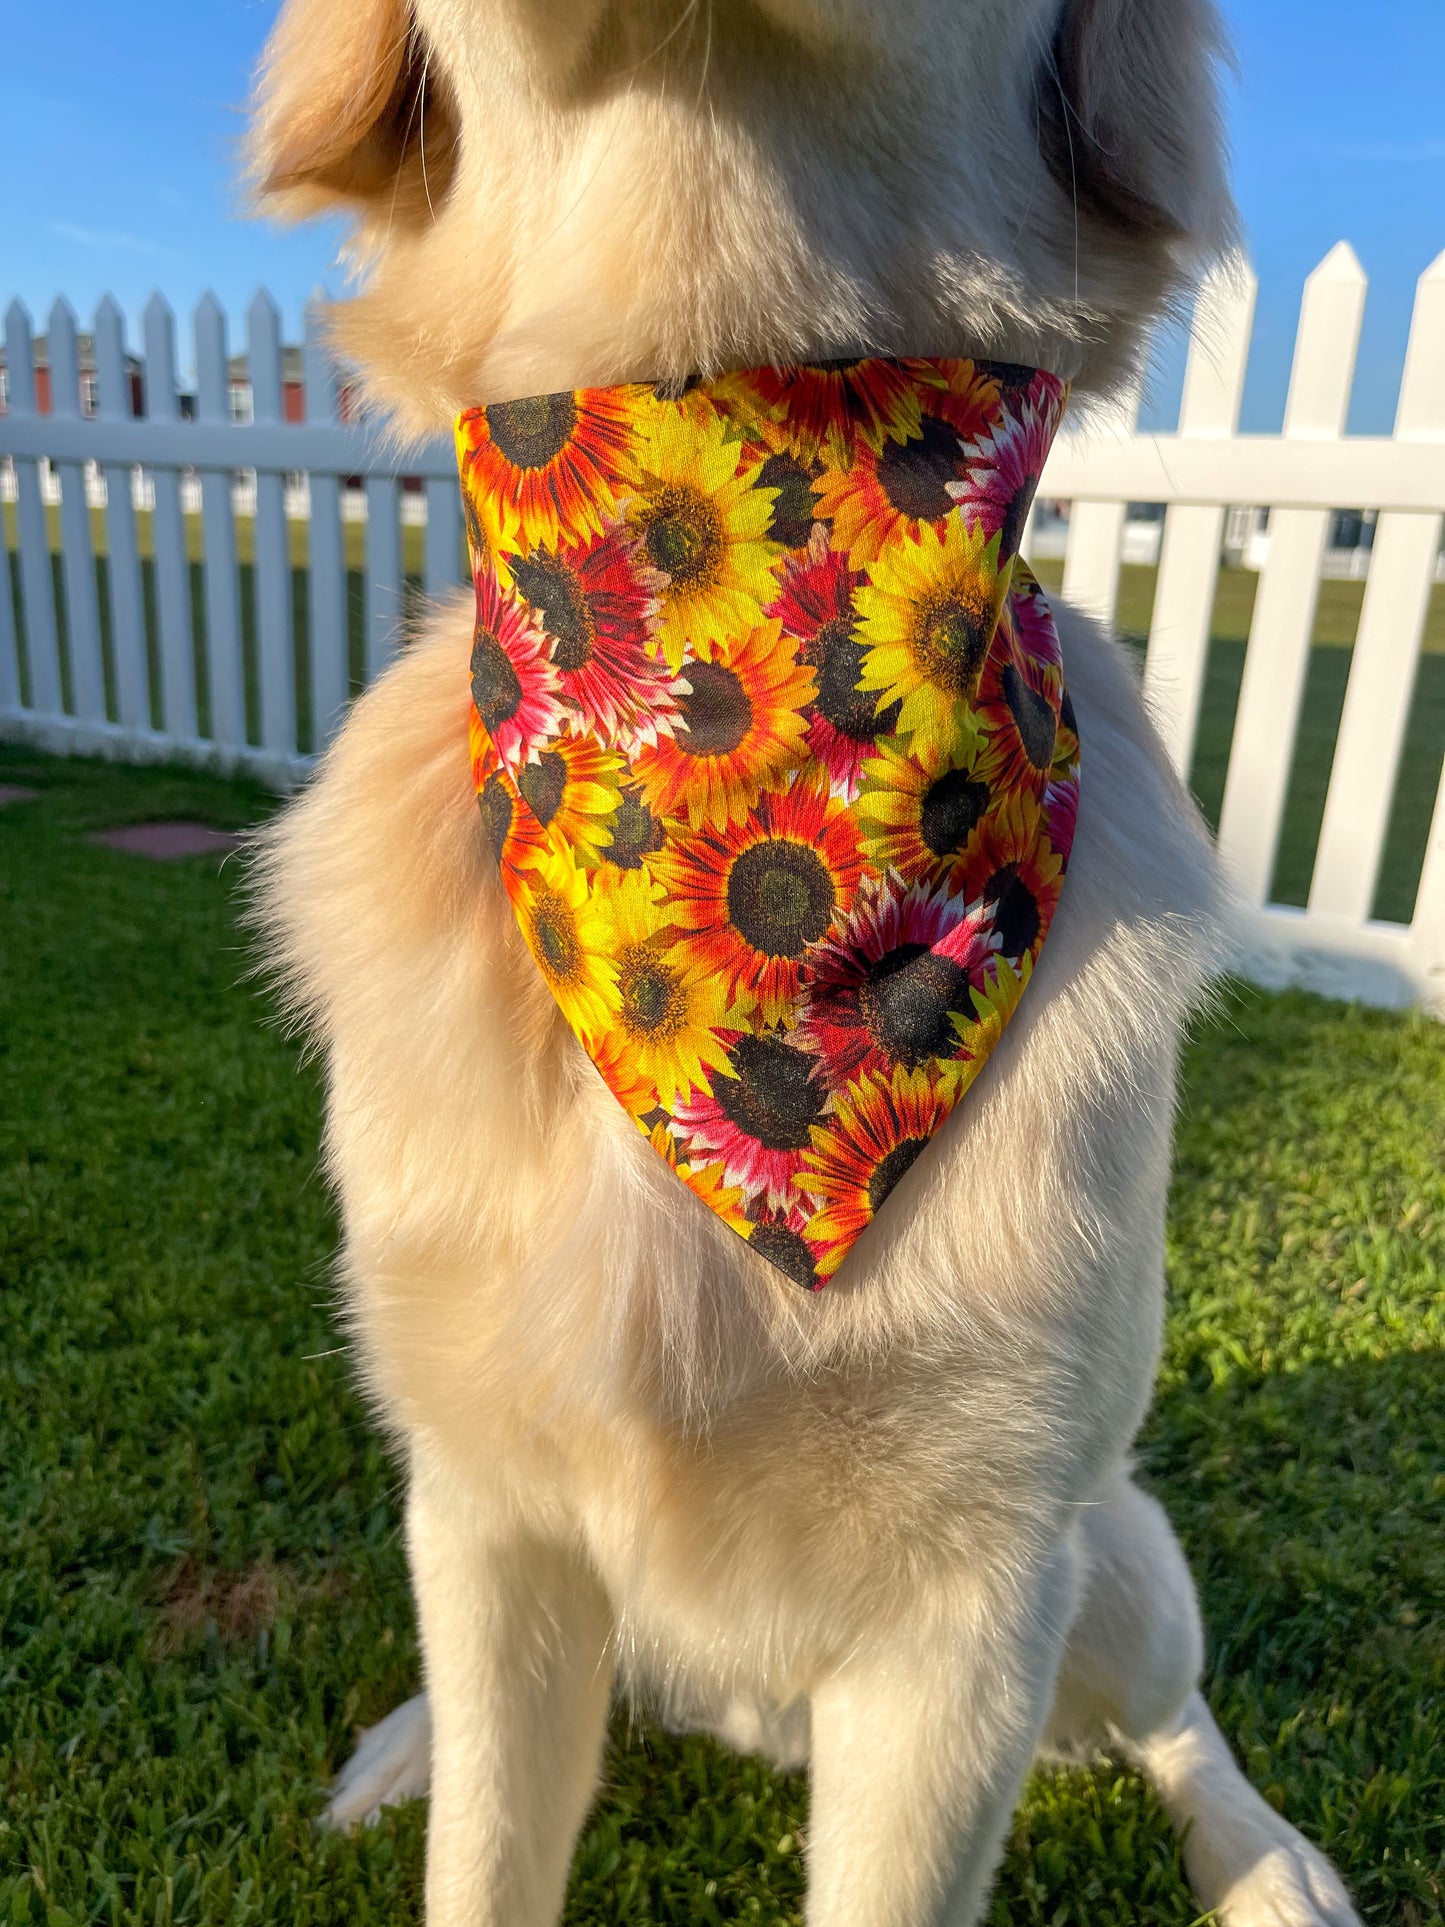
top-left (247, 0), bottom-right (1233, 436)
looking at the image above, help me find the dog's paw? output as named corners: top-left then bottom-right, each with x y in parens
top-left (1215, 1836), bottom-right (1362, 1927)
top-left (322, 1691), bottom-right (432, 1829)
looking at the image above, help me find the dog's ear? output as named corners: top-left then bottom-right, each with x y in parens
top-left (246, 0), bottom-right (457, 222)
top-left (1038, 0), bottom-right (1229, 244)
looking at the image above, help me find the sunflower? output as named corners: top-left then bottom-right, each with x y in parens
top-left (854, 513), bottom-right (1011, 740)
top-left (744, 1203), bottom-right (827, 1292)
top-left (802, 1064), bottom-right (962, 1277)
top-left (715, 360), bottom-right (930, 464)
top-left (672, 1029), bottom-right (833, 1210)
top-left (1043, 773), bottom-right (1079, 867)
top-left (503, 841), bottom-right (619, 1044)
top-left (959, 792), bottom-right (1065, 969)
top-left (976, 607), bottom-right (1063, 800)
top-left (632, 620), bottom-right (814, 832)
top-left (656, 773), bottom-right (865, 1025)
top-left (854, 714), bottom-right (998, 886)
top-left (765, 531), bottom-right (893, 795)
top-left (587, 871), bottom-right (732, 1109)
top-left (677, 1153), bottom-right (752, 1237)
top-left (798, 873), bottom-right (996, 1086)
top-left (954, 952), bottom-right (1031, 1062)
top-left (811, 363), bottom-right (1002, 565)
top-left (626, 407), bottom-right (782, 670)
top-left (1051, 683), bottom-right (1081, 787)
top-left (470, 565), bottom-right (565, 771)
top-left (961, 384), bottom-right (1067, 557)
top-left (512, 732), bottom-right (625, 866)
top-left (594, 776), bottom-right (668, 879)
top-left (458, 387), bottom-right (639, 554)
top-left (470, 712), bottom-right (546, 872)
top-left (505, 523), bottom-right (679, 753)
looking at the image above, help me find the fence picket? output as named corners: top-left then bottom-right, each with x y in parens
top-left (94, 296), bottom-right (149, 730)
top-left (1059, 384), bottom-right (1141, 625)
top-left (142, 293), bottom-right (198, 740)
top-left (1143, 261), bottom-right (1256, 775)
top-left (365, 475), bottom-right (402, 678)
top-left (4, 301), bottom-right (63, 716)
top-left (247, 290), bottom-right (297, 757)
top-left (1215, 243), bottom-right (1368, 906)
top-left (424, 476), bottom-right (463, 600)
top-left (194, 293), bottom-right (246, 747)
top-left (46, 299), bottom-right (107, 722)
top-left (303, 296), bottom-right (348, 752)
top-left (1310, 251), bottom-right (1445, 923)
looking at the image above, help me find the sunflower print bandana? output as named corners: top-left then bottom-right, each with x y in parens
top-left (457, 358), bottom-right (1077, 1288)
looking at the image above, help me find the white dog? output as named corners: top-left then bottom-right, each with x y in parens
top-left (247, 1), bottom-right (1362, 1921)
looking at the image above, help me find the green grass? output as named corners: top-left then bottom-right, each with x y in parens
top-left (1, 748), bottom-right (1442, 1925)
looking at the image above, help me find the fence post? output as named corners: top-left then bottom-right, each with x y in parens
top-left (46, 298), bottom-right (107, 723)
top-left (94, 296), bottom-right (150, 731)
top-left (4, 300), bottom-right (63, 717)
top-left (303, 293), bottom-right (348, 753)
top-left (194, 292), bottom-right (246, 748)
top-left (143, 292), bottom-right (199, 741)
top-left (1215, 242), bottom-right (1367, 906)
top-left (248, 289), bottom-right (297, 759)
top-left (1310, 250), bottom-right (1445, 924)
top-left (1143, 258), bottom-right (1256, 776)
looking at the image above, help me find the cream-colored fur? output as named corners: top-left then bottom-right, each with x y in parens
top-left (246, 0), bottom-right (1362, 1920)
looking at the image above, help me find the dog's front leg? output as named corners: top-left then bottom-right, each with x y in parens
top-left (408, 1462), bottom-right (614, 1927)
top-left (805, 1535), bottom-right (1080, 1927)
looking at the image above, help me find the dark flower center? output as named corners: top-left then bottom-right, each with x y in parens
top-left (984, 862), bottom-right (1041, 956)
top-left (912, 581), bottom-right (995, 697)
top-left (510, 552), bottom-right (595, 671)
top-left (477, 772), bottom-right (513, 863)
top-left (531, 893), bottom-right (580, 979)
top-left (919, 767), bottom-right (990, 859)
top-left (748, 1221), bottom-right (819, 1290)
top-left (643, 486), bottom-right (725, 588)
top-left (867, 1135), bottom-right (928, 1217)
top-left (975, 360), bottom-right (1036, 395)
top-left (716, 1034), bottom-right (826, 1149)
top-left (485, 391), bottom-right (579, 469)
top-left (727, 838), bottom-right (837, 958)
top-left (1059, 685), bottom-right (1077, 737)
top-left (876, 413), bottom-right (964, 523)
top-left (471, 625), bottom-right (523, 733)
top-left (678, 660), bottom-right (753, 757)
top-left (604, 792), bottom-right (665, 869)
top-left (517, 750), bottom-right (567, 826)
top-left (857, 943), bottom-right (971, 1067)
top-left (619, 947), bottom-right (686, 1038)
top-left (757, 452), bottom-right (819, 549)
top-left (1002, 661), bottom-right (1057, 771)
top-left (998, 478), bottom-right (1036, 558)
top-left (806, 617), bottom-right (896, 742)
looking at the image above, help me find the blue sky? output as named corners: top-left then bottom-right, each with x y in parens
top-left (3, 0), bottom-right (1442, 433)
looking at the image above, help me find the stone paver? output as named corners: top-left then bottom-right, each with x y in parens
top-left (90, 822), bottom-right (246, 861)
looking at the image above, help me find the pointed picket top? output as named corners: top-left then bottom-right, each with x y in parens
top-left (1179, 250), bottom-right (1258, 437)
top-left (4, 300), bottom-right (37, 412)
top-left (143, 292), bottom-right (181, 421)
top-left (247, 287), bottom-right (285, 423)
top-left (194, 290), bottom-right (230, 421)
top-left (303, 289), bottom-right (340, 423)
top-left (1284, 242), bottom-right (1367, 438)
top-left (1395, 248), bottom-right (1445, 435)
top-left (93, 295), bottom-right (130, 418)
top-left (46, 296), bottom-right (83, 418)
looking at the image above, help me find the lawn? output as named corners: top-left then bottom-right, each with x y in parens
top-left (7, 514), bottom-right (1444, 925)
top-left (1, 748), bottom-right (1441, 1926)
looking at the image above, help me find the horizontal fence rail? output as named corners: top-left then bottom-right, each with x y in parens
top-left (2, 254), bottom-right (1443, 1015)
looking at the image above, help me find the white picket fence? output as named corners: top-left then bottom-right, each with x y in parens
top-left (2, 250), bottom-right (1443, 1014)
